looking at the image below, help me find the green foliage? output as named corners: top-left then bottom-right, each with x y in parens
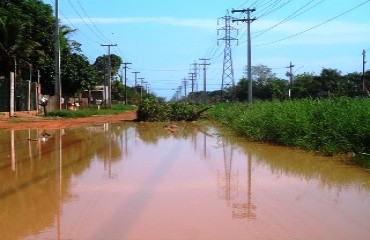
top-left (48, 104), bottom-right (135, 118)
top-left (137, 98), bottom-right (206, 122)
top-left (137, 98), bottom-right (170, 122)
top-left (93, 54), bottom-right (123, 84)
top-left (62, 52), bottom-right (99, 96)
top-left (234, 66), bottom-right (370, 102)
top-left (206, 98), bottom-right (370, 168)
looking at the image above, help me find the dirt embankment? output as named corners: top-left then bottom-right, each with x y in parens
top-left (0, 111), bottom-right (137, 130)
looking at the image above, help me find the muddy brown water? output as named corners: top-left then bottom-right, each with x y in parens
top-left (0, 121), bottom-right (370, 240)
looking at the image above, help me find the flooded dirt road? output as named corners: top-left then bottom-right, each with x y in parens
top-left (1, 121), bottom-right (370, 240)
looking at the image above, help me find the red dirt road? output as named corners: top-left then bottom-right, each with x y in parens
top-left (0, 111), bottom-right (137, 130)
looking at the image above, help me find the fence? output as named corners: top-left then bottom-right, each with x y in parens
top-left (0, 77), bottom-right (40, 113)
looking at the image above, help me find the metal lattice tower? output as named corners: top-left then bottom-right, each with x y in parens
top-left (218, 10), bottom-right (238, 100)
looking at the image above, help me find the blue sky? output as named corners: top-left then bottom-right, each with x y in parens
top-left (44, 0), bottom-right (370, 100)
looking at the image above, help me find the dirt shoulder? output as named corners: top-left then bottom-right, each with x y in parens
top-left (0, 110), bottom-right (137, 130)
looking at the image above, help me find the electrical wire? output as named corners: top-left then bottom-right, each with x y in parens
top-left (253, 0), bottom-right (327, 39)
top-left (65, 0), bottom-right (109, 44)
top-left (254, 0), bottom-right (370, 47)
top-left (256, 0), bottom-right (292, 19)
top-left (75, 0), bottom-right (112, 44)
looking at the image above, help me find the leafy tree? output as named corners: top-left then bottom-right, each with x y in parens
top-left (235, 78), bottom-right (248, 101)
top-left (292, 73), bottom-right (319, 98)
top-left (265, 78), bottom-right (289, 100)
top-left (111, 80), bottom-right (125, 102)
top-left (342, 72), bottom-right (362, 97)
top-left (318, 68), bottom-right (344, 97)
top-left (237, 65), bottom-right (286, 100)
top-left (247, 64), bottom-right (276, 85)
top-left (93, 54), bottom-right (123, 84)
top-left (61, 52), bottom-right (99, 97)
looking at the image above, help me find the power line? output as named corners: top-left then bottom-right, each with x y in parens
top-left (75, 0), bottom-right (112, 43)
top-left (252, 0), bottom-right (327, 39)
top-left (256, 0), bottom-right (292, 19)
top-left (59, 11), bottom-right (101, 45)
top-left (255, 0), bottom-right (370, 47)
top-left (66, 0), bottom-right (108, 44)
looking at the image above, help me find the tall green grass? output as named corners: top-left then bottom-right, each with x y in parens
top-left (47, 104), bottom-right (136, 118)
top-left (206, 97), bottom-right (370, 168)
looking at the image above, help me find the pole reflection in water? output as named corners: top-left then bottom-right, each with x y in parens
top-left (0, 121), bottom-right (370, 240)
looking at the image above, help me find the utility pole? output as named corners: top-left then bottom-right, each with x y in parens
top-left (132, 71), bottom-right (140, 87)
top-left (182, 78), bottom-right (188, 101)
top-left (101, 44), bottom-right (117, 108)
top-left (218, 10), bottom-right (238, 101)
top-left (191, 61), bottom-right (198, 91)
top-left (54, 0), bottom-right (61, 110)
top-left (232, 8), bottom-right (256, 103)
top-left (122, 62), bottom-right (132, 105)
top-left (363, 49), bottom-right (367, 93)
top-left (199, 58), bottom-right (210, 103)
top-left (138, 77), bottom-right (145, 101)
top-left (189, 72), bottom-right (196, 94)
top-left (286, 62), bottom-right (295, 99)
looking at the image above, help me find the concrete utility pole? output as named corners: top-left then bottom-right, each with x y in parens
top-left (286, 62), bottom-right (295, 99)
top-left (138, 77), bottom-right (145, 101)
top-left (132, 71), bottom-right (140, 87)
top-left (122, 62), bottom-right (132, 105)
top-left (199, 58), bottom-right (210, 103)
top-left (182, 78), bottom-right (188, 101)
top-left (54, 0), bottom-right (61, 110)
top-left (191, 62), bottom-right (198, 91)
top-left (189, 72), bottom-right (196, 94)
top-left (363, 49), bottom-right (367, 93)
top-left (218, 10), bottom-right (238, 101)
top-left (10, 72), bottom-right (15, 117)
top-left (232, 8), bottom-right (256, 103)
top-left (101, 44), bottom-right (117, 108)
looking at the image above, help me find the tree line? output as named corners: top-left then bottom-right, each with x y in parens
top-left (0, 0), bottom-right (149, 104)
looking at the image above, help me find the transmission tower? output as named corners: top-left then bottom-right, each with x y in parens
top-left (218, 10), bottom-right (238, 101)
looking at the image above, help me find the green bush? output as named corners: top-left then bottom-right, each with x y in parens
top-left (137, 98), bottom-right (207, 122)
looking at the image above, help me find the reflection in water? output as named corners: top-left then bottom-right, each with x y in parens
top-left (216, 138), bottom-right (256, 220)
top-left (0, 121), bottom-right (369, 240)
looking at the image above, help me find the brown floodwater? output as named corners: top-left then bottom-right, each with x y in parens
top-left (0, 121), bottom-right (370, 240)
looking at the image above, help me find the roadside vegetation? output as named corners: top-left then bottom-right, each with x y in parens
top-left (47, 104), bottom-right (135, 118)
top-left (137, 97), bottom-right (209, 122)
top-left (205, 97), bottom-right (370, 169)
